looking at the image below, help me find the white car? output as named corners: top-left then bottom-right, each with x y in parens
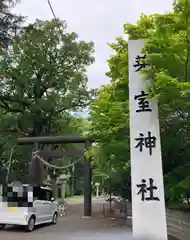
top-left (0, 184), bottom-right (58, 232)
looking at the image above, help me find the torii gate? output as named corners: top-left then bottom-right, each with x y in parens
top-left (17, 135), bottom-right (93, 217)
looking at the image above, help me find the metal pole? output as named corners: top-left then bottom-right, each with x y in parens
top-left (84, 141), bottom-right (92, 217)
top-left (6, 147), bottom-right (14, 184)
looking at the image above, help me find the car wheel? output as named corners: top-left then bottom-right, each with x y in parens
top-left (0, 224), bottom-right (6, 229)
top-left (52, 212), bottom-right (58, 224)
top-left (25, 216), bottom-right (35, 232)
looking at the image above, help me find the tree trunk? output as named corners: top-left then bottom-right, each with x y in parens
top-left (28, 118), bottom-right (45, 185)
top-left (28, 142), bottom-right (44, 185)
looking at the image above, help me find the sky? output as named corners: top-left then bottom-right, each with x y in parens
top-left (13, 0), bottom-right (174, 90)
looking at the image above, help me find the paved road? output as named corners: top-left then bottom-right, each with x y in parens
top-left (0, 197), bottom-right (132, 240)
top-left (0, 197), bottom-right (179, 240)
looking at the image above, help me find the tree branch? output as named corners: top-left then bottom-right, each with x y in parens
top-left (0, 100), bottom-right (23, 113)
top-left (55, 97), bottom-right (91, 114)
top-left (0, 95), bottom-right (31, 106)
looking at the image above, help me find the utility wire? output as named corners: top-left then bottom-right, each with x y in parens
top-left (47, 0), bottom-right (57, 20)
top-left (45, 1), bottom-right (87, 170)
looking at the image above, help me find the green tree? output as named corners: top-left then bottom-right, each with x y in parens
top-left (88, 57), bottom-right (131, 199)
top-left (125, 0), bottom-right (190, 203)
top-left (0, 19), bottom-right (95, 137)
top-left (89, 0), bottom-right (190, 204)
top-left (0, 18), bottom-right (96, 184)
top-left (0, 0), bottom-right (24, 50)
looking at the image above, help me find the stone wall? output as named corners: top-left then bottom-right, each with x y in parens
top-left (166, 209), bottom-right (190, 240)
top-left (112, 201), bottom-right (190, 240)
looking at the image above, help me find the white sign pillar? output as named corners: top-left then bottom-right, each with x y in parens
top-left (128, 39), bottom-right (168, 240)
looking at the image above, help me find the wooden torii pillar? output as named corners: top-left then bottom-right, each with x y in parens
top-left (17, 135), bottom-right (93, 217)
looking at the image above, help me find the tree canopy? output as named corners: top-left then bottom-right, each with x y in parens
top-left (1, 0), bottom-right (190, 203)
top-left (0, 12), bottom-right (96, 184)
top-left (0, 19), bottom-right (95, 137)
top-left (89, 0), bottom-right (190, 203)
top-left (0, 0), bottom-right (24, 50)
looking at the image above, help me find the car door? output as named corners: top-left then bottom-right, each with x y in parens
top-left (33, 187), bottom-right (45, 224)
top-left (39, 187), bottom-right (51, 222)
top-left (44, 189), bottom-right (54, 221)
top-left (33, 199), bottom-right (44, 224)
